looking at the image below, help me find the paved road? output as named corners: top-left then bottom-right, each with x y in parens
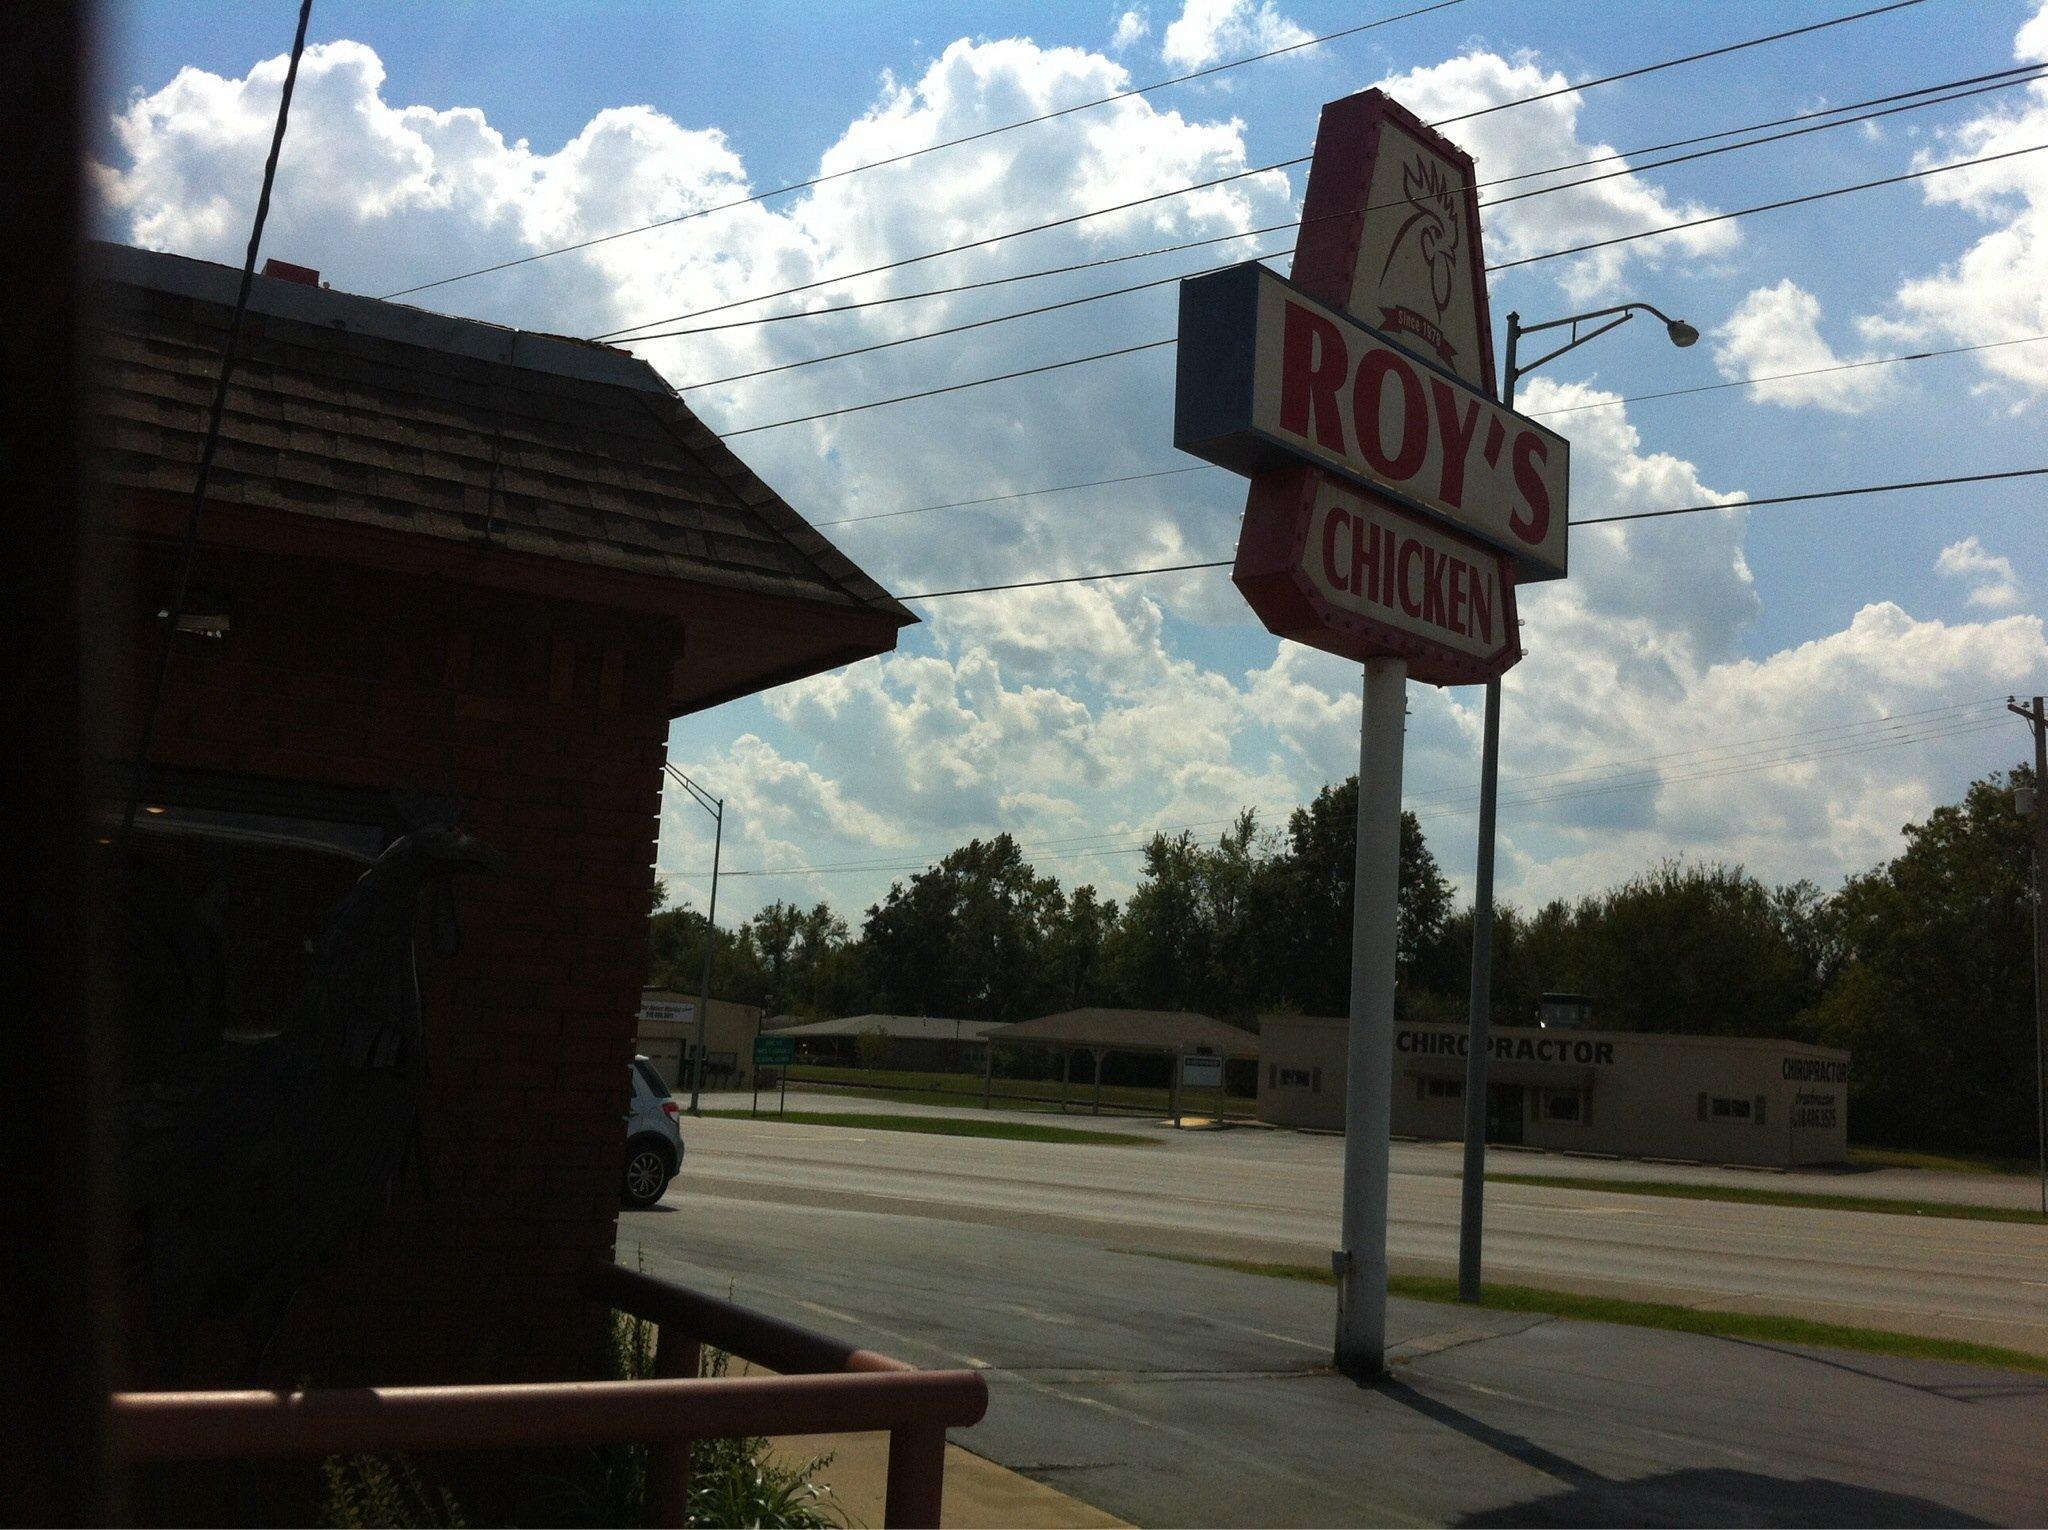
top-left (675, 1111), bottom-right (2048, 1354)
top-left (620, 1191), bottom-right (2048, 1527)
top-left (741, 1087), bottom-right (2048, 1211)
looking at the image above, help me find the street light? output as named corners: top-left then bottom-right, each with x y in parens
top-left (664, 762), bottom-right (723, 1117)
top-left (1457, 300), bottom-right (1699, 1305)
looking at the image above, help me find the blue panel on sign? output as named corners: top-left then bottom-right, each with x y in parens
top-left (1173, 263), bottom-right (1265, 465)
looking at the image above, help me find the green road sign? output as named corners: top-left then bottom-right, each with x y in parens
top-left (753, 1034), bottom-right (795, 1066)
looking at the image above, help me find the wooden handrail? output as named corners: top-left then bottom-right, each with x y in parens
top-left (108, 1264), bottom-right (989, 1527)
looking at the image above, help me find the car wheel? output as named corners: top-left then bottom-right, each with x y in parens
top-left (623, 1141), bottom-right (672, 1208)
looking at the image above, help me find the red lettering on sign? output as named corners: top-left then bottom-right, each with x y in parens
top-left (1429, 378), bottom-right (1480, 508)
top-left (1397, 537), bottom-right (1423, 618)
top-left (1448, 560), bottom-right (1468, 636)
top-left (1510, 431), bottom-right (1552, 544)
top-left (1322, 501), bottom-right (1352, 594)
top-left (1353, 349), bottom-right (1428, 482)
top-left (1354, 511), bottom-right (1384, 601)
top-left (1422, 546), bottom-right (1447, 627)
top-left (1279, 302), bottom-right (1348, 452)
top-left (1469, 564), bottom-right (1494, 644)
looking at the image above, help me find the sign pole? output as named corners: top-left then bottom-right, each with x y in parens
top-left (1336, 655), bottom-right (1406, 1379)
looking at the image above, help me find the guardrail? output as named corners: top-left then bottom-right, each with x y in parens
top-left (109, 1263), bottom-right (989, 1528)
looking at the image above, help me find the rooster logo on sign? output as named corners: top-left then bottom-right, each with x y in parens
top-left (1382, 157), bottom-right (1461, 318)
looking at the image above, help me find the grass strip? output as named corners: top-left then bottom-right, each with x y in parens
top-left (1490, 1172), bottom-right (2047, 1225)
top-left (1847, 1145), bottom-right (2037, 1176)
top-left (1129, 1252), bottom-right (2048, 1376)
top-left (701, 1108), bottom-right (1158, 1147)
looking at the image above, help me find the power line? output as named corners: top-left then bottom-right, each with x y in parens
top-left (807, 334), bottom-right (2048, 532)
top-left (121, 0), bottom-right (315, 845)
top-left (1527, 332), bottom-right (2048, 419)
top-left (673, 699), bottom-right (2008, 880)
top-left (381, 0), bottom-right (1468, 301)
top-left (630, 61), bottom-right (2048, 347)
top-left (596, 0), bottom-right (1932, 343)
top-left (671, 65), bottom-right (2048, 393)
top-left (1434, 0), bottom-right (1927, 125)
top-left (722, 338), bottom-right (1175, 438)
top-left (894, 465), bottom-right (2048, 600)
top-left (815, 466), bottom-right (1212, 528)
top-left (709, 137), bottom-right (2048, 438)
top-left (1495, 139), bottom-right (2048, 273)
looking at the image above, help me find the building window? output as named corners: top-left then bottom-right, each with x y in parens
top-left (1424, 1077), bottom-right (1463, 1101)
top-left (1706, 1095), bottom-right (1754, 1122)
top-left (1277, 1066), bottom-right (1314, 1089)
top-left (1542, 1089), bottom-right (1583, 1123)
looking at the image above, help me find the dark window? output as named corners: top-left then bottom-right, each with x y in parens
top-left (1710, 1096), bottom-right (1754, 1121)
top-left (633, 1059), bottom-right (669, 1097)
top-left (1425, 1077), bottom-right (1463, 1100)
top-left (1542, 1089), bottom-right (1583, 1123)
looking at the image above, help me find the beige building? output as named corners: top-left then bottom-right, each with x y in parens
top-left (1257, 1015), bottom-right (1848, 1167)
top-left (636, 989), bottom-right (768, 1092)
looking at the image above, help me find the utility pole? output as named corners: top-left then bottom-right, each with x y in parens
top-left (664, 763), bottom-right (724, 1118)
top-left (1460, 301), bottom-right (1697, 1303)
top-left (2008, 695), bottom-right (2048, 1217)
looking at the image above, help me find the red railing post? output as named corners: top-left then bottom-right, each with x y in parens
top-left (648, 1330), bottom-right (701, 1529)
top-left (883, 1421), bottom-right (948, 1528)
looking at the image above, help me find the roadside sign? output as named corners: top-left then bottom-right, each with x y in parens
top-left (1175, 262), bottom-right (1568, 582)
top-left (1235, 467), bottom-right (1519, 683)
top-left (753, 1034), bottom-right (795, 1066)
top-left (1180, 1054), bottom-right (1224, 1090)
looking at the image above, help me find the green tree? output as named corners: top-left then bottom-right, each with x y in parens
top-left (1808, 767), bottom-right (2036, 1156)
top-left (1278, 779), bottom-right (1452, 1016)
top-left (860, 835), bottom-right (1065, 1020)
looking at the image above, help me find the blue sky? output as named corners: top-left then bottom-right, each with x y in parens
top-left (96, 0), bottom-right (2048, 925)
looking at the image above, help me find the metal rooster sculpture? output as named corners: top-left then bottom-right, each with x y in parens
top-left (126, 814), bottom-right (501, 1382)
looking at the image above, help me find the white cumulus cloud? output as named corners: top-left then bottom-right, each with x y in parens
top-left (1161, 0), bottom-right (1310, 71)
top-left (1936, 536), bottom-right (2022, 607)
top-left (1713, 280), bottom-right (1894, 414)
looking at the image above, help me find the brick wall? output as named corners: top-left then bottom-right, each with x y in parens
top-left (117, 541), bottom-right (679, 1385)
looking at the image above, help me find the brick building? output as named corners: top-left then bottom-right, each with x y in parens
top-left (87, 244), bottom-right (910, 1386)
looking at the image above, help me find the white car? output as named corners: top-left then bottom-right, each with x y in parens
top-left (624, 1056), bottom-right (685, 1208)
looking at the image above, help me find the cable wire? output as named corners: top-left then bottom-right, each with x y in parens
top-left (710, 138), bottom-right (2048, 438)
top-left (677, 700), bottom-right (2008, 880)
top-left (893, 465), bottom-right (2048, 600)
top-left (120, 0), bottom-right (314, 844)
top-left (596, 0), bottom-right (1939, 343)
top-left (629, 60), bottom-right (2048, 347)
top-left (386, 0), bottom-right (1468, 301)
top-left (671, 65), bottom-right (2048, 392)
top-left (808, 334), bottom-right (2048, 530)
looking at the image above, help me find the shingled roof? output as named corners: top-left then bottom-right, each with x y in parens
top-left (987, 1008), bottom-right (1261, 1055)
top-left (84, 243), bottom-right (912, 629)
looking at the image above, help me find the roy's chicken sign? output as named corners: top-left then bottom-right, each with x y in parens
top-left (1175, 90), bottom-right (1567, 684)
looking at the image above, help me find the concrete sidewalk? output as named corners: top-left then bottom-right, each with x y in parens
top-left (764, 1434), bottom-right (1127, 1528)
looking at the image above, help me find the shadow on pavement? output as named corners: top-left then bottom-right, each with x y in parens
top-left (1380, 1380), bottom-right (1989, 1528)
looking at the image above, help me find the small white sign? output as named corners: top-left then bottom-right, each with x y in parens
top-left (1181, 1054), bottom-right (1225, 1090)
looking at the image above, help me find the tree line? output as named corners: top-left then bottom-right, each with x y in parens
top-left (649, 766), bottom-right (2039, 1158)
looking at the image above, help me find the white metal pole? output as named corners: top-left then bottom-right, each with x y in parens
top-left (1336, 656), bottom-right (1406, 1379)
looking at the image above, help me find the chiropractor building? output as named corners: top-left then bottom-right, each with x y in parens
top-left (1257, 1015), bottom-right (1848, 1167)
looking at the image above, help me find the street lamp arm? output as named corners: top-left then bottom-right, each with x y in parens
top-left (1505, 299), bottom-right (1700, 402)
top-left (1511, 299), bottom-right (1689, 338)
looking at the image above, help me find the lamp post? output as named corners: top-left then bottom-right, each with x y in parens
top-left (1458, 301), bottom-right (1698, 1305)
top-left (664, 762), bottom-right (723, 1117)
